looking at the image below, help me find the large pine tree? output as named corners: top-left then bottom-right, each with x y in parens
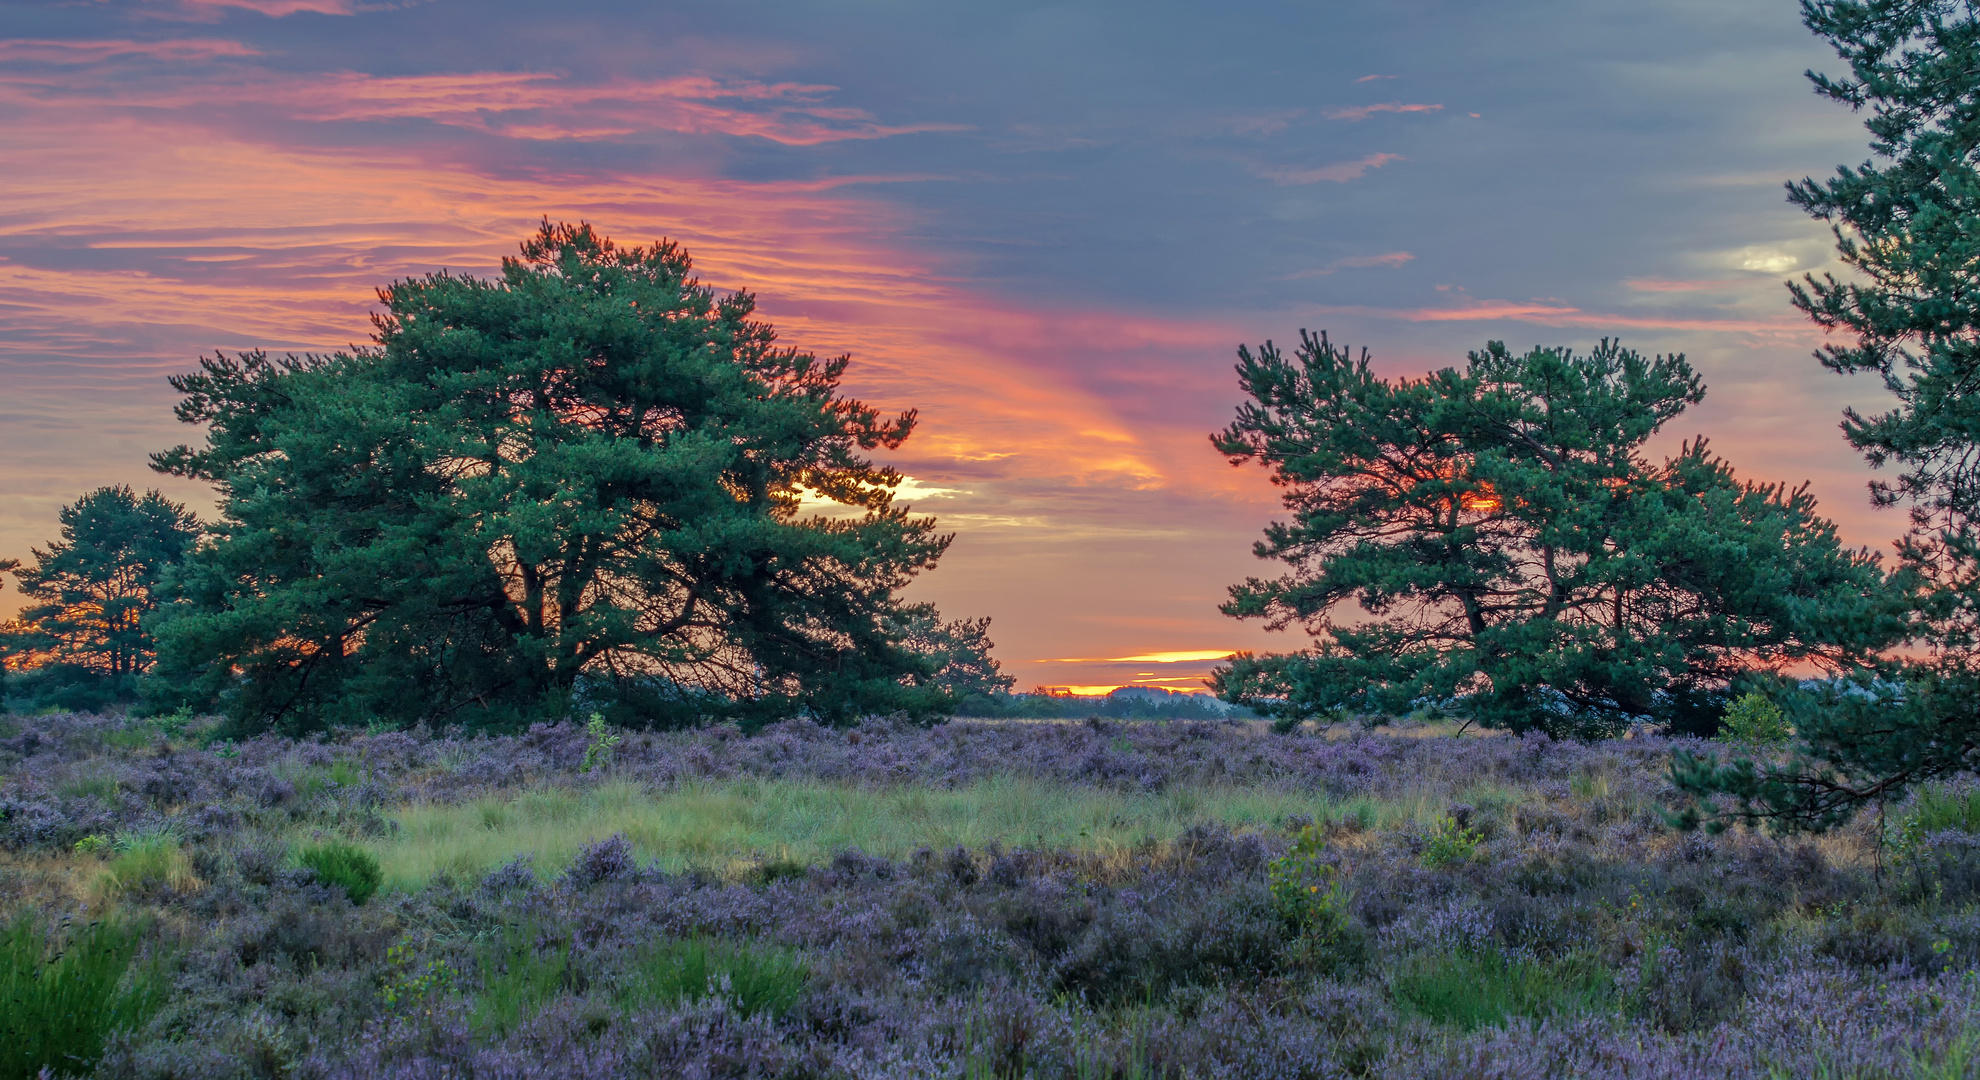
top-left (1211, 333), bottom-right (1903, 739)
top-left (152, 221), bottom-right (957, 733)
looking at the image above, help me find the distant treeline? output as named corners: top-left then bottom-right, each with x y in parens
top-left (956, 689), bottom-right (1253, 721)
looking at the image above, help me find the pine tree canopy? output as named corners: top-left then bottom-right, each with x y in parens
top-left (149, 221), bottom-right (957, 733)
top-left (1789, 0), bottom-right (1980, 634)
top-left (1210, 332), bottom-right (1906, 740)
top-left (0, 485), bottom-right (200, 679)
top-left (1669, 1), bottom-right (1980, 831)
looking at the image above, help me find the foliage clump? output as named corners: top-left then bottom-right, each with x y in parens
top-left (1420, 814), bottom-right (1483, 869)
top-left (1209, 332), bottom-right (1902, 739)
top-left (1717, 692), bottom-right (1792, 751)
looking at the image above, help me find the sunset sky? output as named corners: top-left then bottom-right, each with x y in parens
top-left (0, 0), bottom-right (1899, 694)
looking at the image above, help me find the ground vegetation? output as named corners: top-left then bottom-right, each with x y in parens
top-left (3, 712), bottom-right (1979, 1078)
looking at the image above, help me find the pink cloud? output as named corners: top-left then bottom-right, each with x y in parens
top-left (285, 71), bottom-right (967, 144)
top-left (0, 60), bottom-right (967, 147)
top-left (1324, 101), bottom-right (1442, 121)
top-left (0, 38), bottom-right (261, 62)
top-left (1355, 74), bottom-right (1396, 83)
top-left (174, 0), bottom-right (356, 15)
top-left (1289, 251), bottom-right (1414, 278)
top-left (1259, 153), bottom-right (1404, 184)
top-left (1336, 252), bottom-right (1413, 269)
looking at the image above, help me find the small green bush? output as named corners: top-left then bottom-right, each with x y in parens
top-left (380, 942), bottom-right (455, 1012)
top-left (1267, 824), bottom-right (1359, 971)
top-left (297, 841), bottom-right (383, 905)
top-left (623, 937), bottom-right (809, 1019)
top-left (0, 914), bottom-right (168, 1080)
top-left (1421, 815), bottom-right (1483, 869)
top-left (580, 713), bottom-right (622, 774)
top-left (1718, 692), bottom-right (1791, 749)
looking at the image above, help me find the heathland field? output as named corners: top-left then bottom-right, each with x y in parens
top-left (6, 713), bottom-right (1980, 1079)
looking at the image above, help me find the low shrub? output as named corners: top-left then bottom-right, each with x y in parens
top-left (297, 841), bottom-right (383, 905)
top-left (0, 914), bottom-right (167, 1080)
top-left (1269, 825), bottom-right (1349, 935)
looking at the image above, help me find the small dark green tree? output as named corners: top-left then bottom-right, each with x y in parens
top-left (0, 486), bottom-right (200, 707)
top-left (1672, 0), bottom-right (1980, 830)
top-left (150, 221), bottom-right (958, 733)
top-left (1210, 332), bottom-right (1904, 739)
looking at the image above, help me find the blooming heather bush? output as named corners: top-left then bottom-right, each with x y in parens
top-left (564, 834), bottom-right (639, 888)
top-left (7, 710), bottom-right (1980, 1078)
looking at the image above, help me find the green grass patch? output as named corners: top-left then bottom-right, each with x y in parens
top-left (296, 840), bottom-right (383, 905)
top-left (470, 928), bottom-right (807, 1035)
top-left (90, 832), bottom-right (196, 902)
top-left (472, 926), bottom-right (574, 1037)
top-left (1909, 786), bottom-right (1980, 834)
top-left (354, 777), bottom-right (1526, 890)
top-left (1390, 949), bottom-right (1611, 1030)
top-left (56, 776), bottom-right (119, 802)
top-left (622, 937), bottom-right (809, 1018)
top-left (0, 914), bottom-right (168, 1080)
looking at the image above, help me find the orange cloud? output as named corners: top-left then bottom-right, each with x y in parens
top-left (1260, 153), bottom-right (1404, 184)
top-left (1038, 650), bottom-right (1235, 663)
top-left (1324, 102), bottom-right (1443, 121)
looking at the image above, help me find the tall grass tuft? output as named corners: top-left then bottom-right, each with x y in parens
top-left (622, 938), bottom-right (809, 1019)
top-left (1909, 786), bottom-right (1980, 835)
top-left (89, 833), bottom-right (197, 903)
top-left (0, 914), bottom-right (167, 1080)
top-left (472, 926), bottom-right (574, 1037)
